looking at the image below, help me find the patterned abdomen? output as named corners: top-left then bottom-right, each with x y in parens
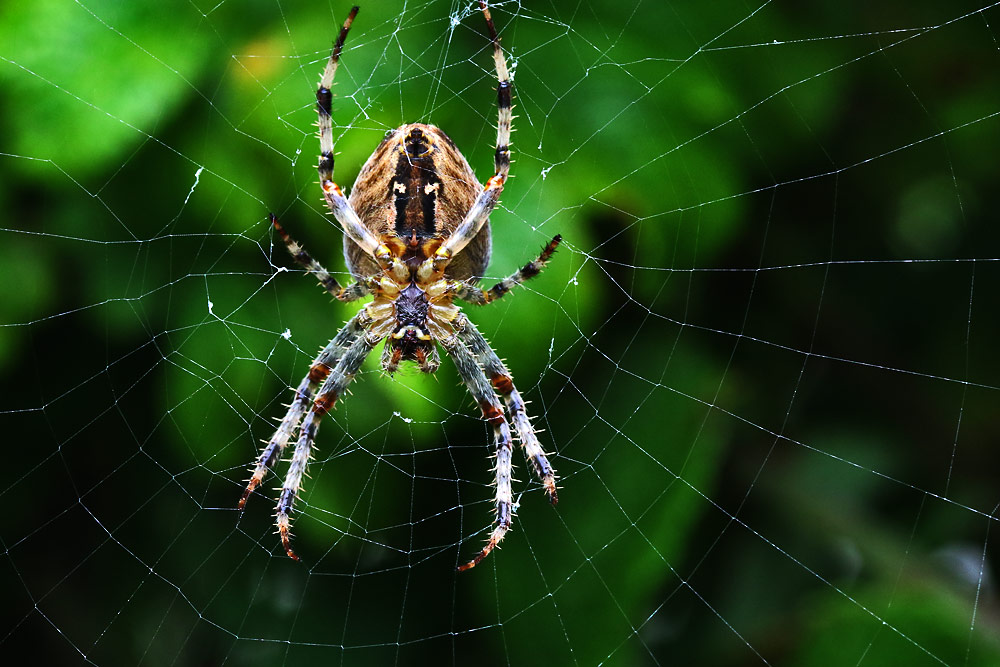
top-left (346, 123), bottom-right (492, 282)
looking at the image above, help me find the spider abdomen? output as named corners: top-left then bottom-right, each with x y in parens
top-left (346, 123), bottom-right (492, 283)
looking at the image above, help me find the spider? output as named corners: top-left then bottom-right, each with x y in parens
top-left (238, 2), bottom-right (561, 572)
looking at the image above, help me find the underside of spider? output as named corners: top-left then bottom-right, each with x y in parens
top-left (238, 2), bottom-right (561, 572)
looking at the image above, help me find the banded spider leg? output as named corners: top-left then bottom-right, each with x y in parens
top-left (274, 325), bottom-right (376, 560)
top-left (446, 238), bottom-right (563, 571)
top-left (443, 334), bottom-right (517, 572)
top-left (239, 216), bottom-right (370, 511)
top-left (420, 0), bottom-right (513, 278)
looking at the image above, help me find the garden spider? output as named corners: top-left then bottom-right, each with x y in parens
top-left (239, 2), bottom-right (561, 571)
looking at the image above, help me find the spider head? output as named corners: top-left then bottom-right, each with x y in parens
top-left (382, 283), bottom-right (440, 374)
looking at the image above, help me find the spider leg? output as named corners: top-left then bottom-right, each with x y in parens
top-left (239, 312), bottom-right (368, 510)
top-left (455, 316), bottom-right (558, 503)
top-left (481, 0), bottom-right (512, 181)
top-left (316, 7), bottom-right (405, 275)
top-left (316, 6), bottom-right (357, 188)
top-left (419, 1), bottom-right (513, 276)
top-left (443, 335), bottom-right (515, 572)
top-left (271, 214), bottom-right (370, 301)
top-left (275, 325), bottom-right (378, 560)
top-left (455, 234), bottom-right (561, 305)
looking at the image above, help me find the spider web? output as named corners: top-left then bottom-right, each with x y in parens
top-left (3, 0), bottom-right (1000, 664)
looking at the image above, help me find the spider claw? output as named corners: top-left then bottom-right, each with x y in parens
top-left (457, 553), bottom-right (484, 572)
top-left (458, 523), bottom-right (506, 572)
top-left (239, 471), bottom-right (266, 509)
top-left (277, 514), bottom-right (301, 561)
top-left (457, 542), bottom-right (493, 572)
top-left (544, 478), bottom-right (559, 505)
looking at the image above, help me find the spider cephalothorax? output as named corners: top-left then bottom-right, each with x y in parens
top-left (239, 2), bottom-right (561, 572)
top-left (383, 282), bottom-right (437, 372)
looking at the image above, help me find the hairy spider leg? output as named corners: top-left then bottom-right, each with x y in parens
top-left (454, 234), bottom-right (562, 305)
top-left (421, 0), bottom-right (513, 277)
top-left (316, 7), bottom-right (406, 276)
top-left (445, 336), bottom-right (516, 572)
top-left (239, 312), bottom-right (368, 510)
top-left (456, 317), bottom-right (558, 503)
top-left (275, 327), bottom-right (377, 560)
top-left (315, 6), bottom-right (357, 187)
top-left (271, 214), bottom-right (370, 301)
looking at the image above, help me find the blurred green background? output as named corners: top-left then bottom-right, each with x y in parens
top-left (2, 0), bottom-right (999, 665)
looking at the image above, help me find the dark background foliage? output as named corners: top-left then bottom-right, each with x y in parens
top-left (2, 0), bottom-right (999, 665)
